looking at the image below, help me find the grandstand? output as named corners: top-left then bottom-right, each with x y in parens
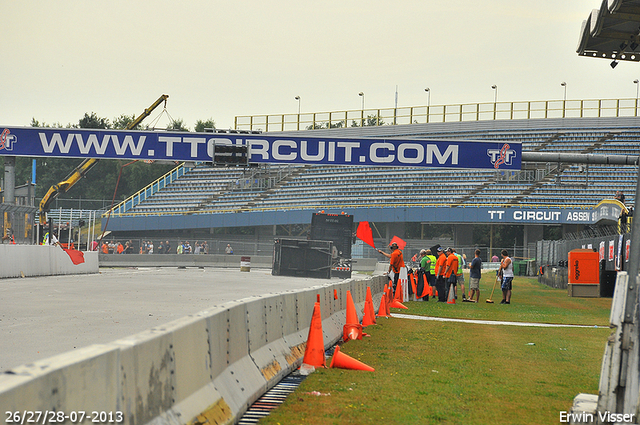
top-left (107, 116), bottom-right (639, 227)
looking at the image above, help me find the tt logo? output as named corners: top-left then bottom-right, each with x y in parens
top-left (487, 143), bottom-right (516, 169)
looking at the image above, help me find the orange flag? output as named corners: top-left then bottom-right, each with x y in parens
top-left (63, 249), bottom-right (85, 265)
top-left (356, 221), bottom-right (375, 248)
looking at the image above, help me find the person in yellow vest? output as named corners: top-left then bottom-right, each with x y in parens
top-left (425, 249), bottom-right (437, 300)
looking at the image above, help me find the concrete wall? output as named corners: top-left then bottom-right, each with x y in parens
top-left (99, 253), bottom-right (274, 269)
top-left (0, 245), bottom-right (98, 279)
top-left (0, 274), bottom-right (387, 425)
top-left (98, 254), bottom-right (378, 272)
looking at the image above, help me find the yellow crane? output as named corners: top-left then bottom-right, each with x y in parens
top-left (38, 94), bottom-right (169, 225)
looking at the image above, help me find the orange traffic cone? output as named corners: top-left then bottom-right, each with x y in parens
top-left (362, 300), bottom-right (374, 326)
top-left (329, 346), bottom-right (375, 372)
top-left (389, 299), bottom-right (408, 309)
top-left (362, 287), bottom-right (377, 326)
top-left (302, 301), bottom-right (326, 368)
top-left (343, 323), bottom-right (363, 341)
top-left (345, 290), bottom-right (359, 325)
top-left (393, 281), bottom-right (403, 303)
top-left (447, 282), bottom-right (456, 304)
top-left (377, 294), bottom-right (390, 318)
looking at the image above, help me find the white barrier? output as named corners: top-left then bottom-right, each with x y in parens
top-left (0, 275), bottom-right (387, 425)
top-left (0, 245), bottom-right (98, 278)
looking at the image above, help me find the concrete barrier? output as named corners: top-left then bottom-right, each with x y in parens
top-left (99, 253), bottom-right (273, 269)
top-left (0, 274), bottom-right (386, 425)
top-left (98, 254), bottom-right (377, 272)
top-left (0, 245), bottom-right (98, 279)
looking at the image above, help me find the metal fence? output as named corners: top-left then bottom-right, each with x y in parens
top-left (234, 98), bottom-right (640, 132)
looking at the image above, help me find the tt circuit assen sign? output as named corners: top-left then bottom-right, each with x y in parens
top-left (0, 127), bottom-right (521, 170)
top-left (486, 208), bottom-right (592, 224)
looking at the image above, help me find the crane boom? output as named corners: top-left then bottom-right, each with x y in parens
top-left (38, 94), bottom-right (169, 225)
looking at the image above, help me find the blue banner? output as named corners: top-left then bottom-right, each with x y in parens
top-left (0, 127), bottom-right (521, 170)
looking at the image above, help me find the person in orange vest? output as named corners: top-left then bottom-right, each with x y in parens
top-left (101, 242), bottom-right (109, 254)
top-left (377, 242), bottom-right (404, 293)
top-left (116, 242), bottom-right (124, 254)
top-left (434, 247), bottom-right (447, 302)
top-left (443, 247), bottom-right (459, 300)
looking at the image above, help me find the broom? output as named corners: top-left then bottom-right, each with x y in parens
top-left (486, 274), bottom-right (500, 303)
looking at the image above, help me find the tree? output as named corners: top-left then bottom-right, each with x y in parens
top-left (194, 119), bottom-right (216, 133)
top-left (166, 118), bottom-right (189, 131)
top-left (351, 114), bottom-right (385, 127)
top-left (112, 114), bottom-right (138, 130)
top-left (78, 112), bottom-right (110, 129)
top-left (305, 120), bottom-right (345, 130)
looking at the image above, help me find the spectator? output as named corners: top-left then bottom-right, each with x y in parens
top-left (225, 244), bottom-right (234, 254)
top-left (491, 254), bottom-right (499, 262)
top-left (194, 241), bottom-right (201, 254)
top-left (177, 241), bottom-right (184, 255)
top-left (157, 241), bottom-right (165, 254)
top-left (184, 241), bottom-right (192, 254)
top-left (203, 241), bottom-right (209, 254)
top-left (165, 240), bottom-right (171, 254)
top-left (148, 241), bottom-right (154, 254)
top-left (467, 249), bottom-right (482, 303)
top-left (498, 249), bottom-right (514, 304)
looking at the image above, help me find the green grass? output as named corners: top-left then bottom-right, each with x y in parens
top-left (259, 276), bottom-right (612, 425)
top-left (403, 274), bottom-right (611, 326)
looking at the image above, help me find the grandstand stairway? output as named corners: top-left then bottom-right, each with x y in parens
top-left (241, 165), bottom-right (311, 210)
top-left (581, 131), bottom-right (621, 154)
top-left (453, 178), bottom-right (497, 207)
top-left (507, 165), bottom-right (563, 205)
top-left (531, 133), bottom-right (564, 152)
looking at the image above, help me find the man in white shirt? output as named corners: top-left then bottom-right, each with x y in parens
top-left (498, 249), bottom-right (514, 304)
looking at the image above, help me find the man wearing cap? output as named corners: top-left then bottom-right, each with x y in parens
top-left (434, 247), bottom-right (448, 302)
top-left (378, 242), bottom-right (405, 294)
top-left (443, 247), bottom-right (459, 300)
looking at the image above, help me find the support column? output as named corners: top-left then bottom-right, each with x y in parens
top-left (453, 224), bottom-right (474, 249)
top-left (3, 156), bottom-right (15, 205)
top-left (523, 225), bottom-right (544, 259)
top-left (384, 222), bottom-right (406, 243)
top-left (3, 156), bottom-right (15, 239)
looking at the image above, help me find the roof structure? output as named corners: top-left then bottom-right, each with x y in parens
top-left (577, 0), bottom-right (640, 67)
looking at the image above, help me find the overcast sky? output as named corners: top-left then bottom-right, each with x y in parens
top-left (3, 1), bottom-right (637, 131)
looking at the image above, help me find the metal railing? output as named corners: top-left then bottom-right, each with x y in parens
top-left (105, 201), bottom-right (599, 219)
top-left (234, 98), bottom-right (640, 132)
top-left (105, 163), bottom-right (191, 216)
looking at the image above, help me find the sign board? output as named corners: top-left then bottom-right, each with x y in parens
top-left (0, 127), bottom-right (522, 170)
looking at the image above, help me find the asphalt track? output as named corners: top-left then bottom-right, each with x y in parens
top-left (0, 267), bottom-right (344, 372)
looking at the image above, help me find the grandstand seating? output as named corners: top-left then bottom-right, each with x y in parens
top-left (120, 118), bottom-right (640, 216)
